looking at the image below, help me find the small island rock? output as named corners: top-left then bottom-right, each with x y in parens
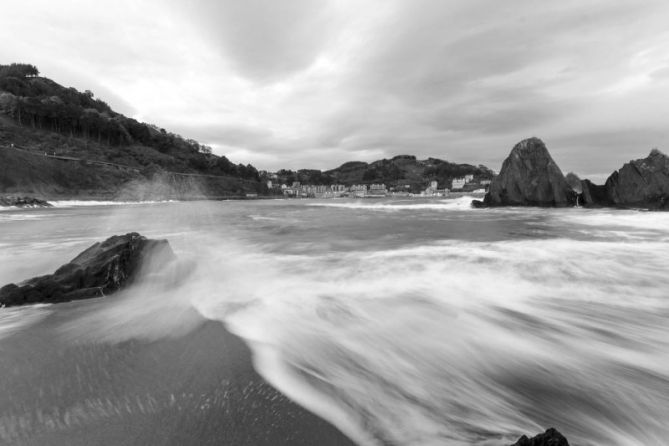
top-left (474, 138), bottom-right (577, 207)
top-left (510, 427), bottom-right (570, 446)
top-left (605, 148), bottom-right (669, 209)
top-left (0, 232), bottom-right (175, 307)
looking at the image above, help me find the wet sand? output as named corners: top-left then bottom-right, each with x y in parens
top-left (0, 300), bottom-right (356, 446)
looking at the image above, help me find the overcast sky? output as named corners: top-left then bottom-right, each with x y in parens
top-left (2, 0), bottom-right (669, 179)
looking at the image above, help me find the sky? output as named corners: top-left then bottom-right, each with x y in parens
top-left (2, 0), bottom-right (669, 180)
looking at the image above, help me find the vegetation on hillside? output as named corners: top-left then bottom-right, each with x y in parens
top-left (0, 63), bottom-right (261, 183)
top-left (273, 155), bottom-right (493, 193)
top-left (1, 62), bottom-right (494, 198)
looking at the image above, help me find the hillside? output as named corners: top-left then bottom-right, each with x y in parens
top-left (275, 155), bottom-right (494, 193)
top-left (0, 63), bottom-right (266, 199)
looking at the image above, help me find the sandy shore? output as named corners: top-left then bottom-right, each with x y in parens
top-left (0, 300), bottom-right (356, 446)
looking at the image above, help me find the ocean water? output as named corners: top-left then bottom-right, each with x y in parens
top-left (1, 197), bottom-right (668, 445)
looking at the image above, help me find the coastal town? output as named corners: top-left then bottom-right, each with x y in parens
top-left (265, 174), bottom-right (492, 198)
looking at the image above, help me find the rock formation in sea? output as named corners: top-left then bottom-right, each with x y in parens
top-left (579, 179), bottom-right (610, 207)
top-left (473, 137), bottom-right (577, 207)
top-left (603, 148), bottom-right (669, 209)
top-left (0, 232), bottom-right (175, 307)
top-left (510, 427), bottom-right (570, 446)
top-left (0, 195), bottom-right (52, 207)
top-left (564, 173), bottom-right (582, 195)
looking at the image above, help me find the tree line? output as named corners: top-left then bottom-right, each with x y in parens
top-left (0, 63), bottom-right (261, 181)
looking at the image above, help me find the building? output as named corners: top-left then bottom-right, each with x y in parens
top-left (368, 184), bottom-right (388, 196)
top-left (451, 175), bottom-right (475, 190)
top-left (349, 184), bottom-right (368, 197)
top-left (451, 178), bottom-right (467, 190)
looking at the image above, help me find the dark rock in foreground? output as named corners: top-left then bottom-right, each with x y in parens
top-left (0, 232), bottom-right (175, 307)
top-left (605, 149), bottom-right (669, 209)
top-left (510, 428), bottom-right (570, 446)
top-left (474, 138), bottom-right (577, 208)
top-left (0, 195), bottom-right (52, 207)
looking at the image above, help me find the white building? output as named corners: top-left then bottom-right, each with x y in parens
top-left (451, 178), bottom-right (467, 190)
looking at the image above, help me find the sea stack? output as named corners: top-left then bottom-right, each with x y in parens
top-left (510, 427), bottom-right (570, 446)
top-left (0, 232), bottom-right (175, 307)
top-left (604, 148), bottom-right (669, 209)
top-left (474, 138), bottom-right (577, 207)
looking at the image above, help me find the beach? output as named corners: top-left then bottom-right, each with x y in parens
top-left (0, 297), bottom-right (355, 446)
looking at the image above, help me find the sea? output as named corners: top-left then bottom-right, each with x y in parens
top-left (1, 197), bottom-right (668, 446)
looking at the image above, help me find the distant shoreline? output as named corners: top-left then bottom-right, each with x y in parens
top-left (2, 192), bottom-right (487, 208)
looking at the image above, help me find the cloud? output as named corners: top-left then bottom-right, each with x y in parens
top-left (2, 0), bottom-right (669, 174)
top-left (172, 0), bottom-right (343, 82)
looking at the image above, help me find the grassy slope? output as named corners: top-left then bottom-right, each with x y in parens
top-left (0, 117), bottom-right (264, 200)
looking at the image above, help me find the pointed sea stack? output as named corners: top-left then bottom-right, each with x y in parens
top-left (510, 427), bottom-right (570, 446)
top-left (473, 138), bottom-right (577, 207)
top-left (604, 148), bottom-right (669, 209)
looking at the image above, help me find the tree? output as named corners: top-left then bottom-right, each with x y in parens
top-left (0, 63), bottom-right (39, 78)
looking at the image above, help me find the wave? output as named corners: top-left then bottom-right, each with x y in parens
top-left (307, 196), bottom-right (478, 211)
top-left (0, 305), bottom-right (52, 340)
top-left (556, 208), bottom-right (669, 231)
top-left (50, 199), bottom-right (177, 207)
top-left (188, 234), bottom-right (669, 445)
top-left (0, 211), bottom-right (60, 222)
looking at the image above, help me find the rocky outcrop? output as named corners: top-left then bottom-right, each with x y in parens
top-left (564, 173), bottom-right (582, 195)
top-left (510, 428), bottom-right (570, 446)
top-left (604, 149), bottom-right (669, 209)
top-left (0, 195), bottom-right (52, 207)
top-left (0, 232), bottom-right (175, 307)
top-left (474, 138), bottom-right (577, 207)
top-left (579, 179), bottom-right (609, 207)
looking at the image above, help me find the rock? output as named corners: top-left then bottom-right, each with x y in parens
top-left (0, 195), bottom-right (52, 207)
top-left (604, 149), bottom-right (669, 209)
top-left (479, 138), bottom-right (577, 207)
top-left (564, 173), bottom-right (582, 195)
top-left (0, 233), bottom-right (175, 307)
top-left (510, 427), bottom-right (570, 446)
top-left (580, 179), bottom-right (609, 207)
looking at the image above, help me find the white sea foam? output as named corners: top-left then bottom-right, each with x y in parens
top-left (50, 199), bottom-right (176, 207)
top-left (307, 196), bottom-right (478, 211)
top-left (0, 213), bottom-right (53, 221)
top-left (556, 208), bottom-right (669, 231)
top-left (0, 305), bottom-right (52, 340)
top-left (188, 233), bottom-right (669, 445)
